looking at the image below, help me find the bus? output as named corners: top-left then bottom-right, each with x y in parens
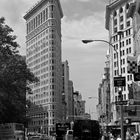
top-left (0, 123), bottom-right (24, 140)
top-left (72, 119), bottom-right (102, 140)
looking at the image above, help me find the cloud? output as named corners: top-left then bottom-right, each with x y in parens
top-left (61, 0), bottom-right (107, 20)
top-left (0, 0), bottom-right (109, 117)
top-left (62, 12), bottom-right (108, 95)
top-left (61, 8), bottom-right (108, 115)
top-left (76, 0), bottom-right (91, 2)
top-left (62, 12), bottom-right (108, 43)
top-left (0, 0), bottom-right (38, 55)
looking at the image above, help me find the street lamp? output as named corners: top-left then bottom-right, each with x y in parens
top-left (82, 39), bottom-right (119, 74)
top-left (82, 36), bottom-right (124, 140)
top-left (82, 39), bottom-right (115, 49)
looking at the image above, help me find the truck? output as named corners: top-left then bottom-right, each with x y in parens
top-left (72, 119), bottom-right (102, 140)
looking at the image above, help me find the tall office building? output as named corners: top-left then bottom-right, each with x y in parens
top-left (73, 91), bottom-right (85, 119)
top-left (24, 0), bottom-right (63, 134)
top-left (62, 60), bottom-right (69, 120)
top-left (68, 80), bottom-right (74, 121)
top-left (105, 0), bottom-right (135, 124)
top-left (62, 61), bottom-right (74, 122)
top-left (129, 0), bottom-right (140, 56)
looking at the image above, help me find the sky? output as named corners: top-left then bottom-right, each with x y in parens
top-left (0, 0), bottom-right (109, 119)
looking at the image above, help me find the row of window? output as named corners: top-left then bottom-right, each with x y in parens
top-left (27, 34), bottom-right (55, 52)
top-left (114, 47), bottom-right (132, 62)
top-left (28, 53), bottom-right (55, 68)
top-left (27, 38), bottom-right (55, 58)
top-left (30, 118), bottom-right (55, 126)
top-left (27, 45), bottom-right (55, 64)
top-left (29, 72), bottom-right (57, 89)
top-left (114, 16), bottom-right (130, 27)
top-left (33, 78), bottom-right (55, 89)
top-left (112, 29), bottom-right (131, 42)
top-left (40, 72), bottom-right (54, 80)
top-left (28, 91), bottom-right (55, 98)
top-left (29, 94), bottom-right (56, 104)
top-left (33, 84), bottom-right (56, 94)
top-left (29, 112), bottom-right (48, 118)
top-left (35, 97), bottom-right (56, 104)
top-left (114, 20), bottom-right (131, 34)
top-left (27, 5), bottom-right (54, 34)
top-left (114, 67), bottom-right (126, 75)
top-left (34, 69), bottom-right (55, 78)
top-left (113, 3), bottom-right (130, 17)
top-left (113, 4), bottom-right (131, 34)
top-left (26, 18), bottom-right (56, 42)
top-left (114, 58), bottom-right (125, 68)
top-left (27, 27), bottom-right (55, 47)
top-left (34, 65), bottom-right (55, 76)
top-left (114, 66), bottom-right (134, 77)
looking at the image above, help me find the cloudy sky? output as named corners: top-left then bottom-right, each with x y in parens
top-left (0, 0), bottom-right (109, 119)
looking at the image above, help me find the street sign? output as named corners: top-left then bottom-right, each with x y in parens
top-left (114, 77), bottom-right (126, 87)
top-left (115, 101), bottom-right (128, 105)
top-left (134, 73), bottom-right (140, 81)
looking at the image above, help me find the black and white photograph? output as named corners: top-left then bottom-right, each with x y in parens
top-left (0, 0), bottom-right (140, 140)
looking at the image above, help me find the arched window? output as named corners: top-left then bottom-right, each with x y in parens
top-left (119, 7), bottom-right (123, 13)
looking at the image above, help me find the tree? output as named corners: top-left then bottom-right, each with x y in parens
top-left (0, 17), bottom-right (38, 124)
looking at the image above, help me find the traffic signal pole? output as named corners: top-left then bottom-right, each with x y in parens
top-left (120, 104), bottom-right (124, 140)
top-left (118, 31), bottom-right (124, 140)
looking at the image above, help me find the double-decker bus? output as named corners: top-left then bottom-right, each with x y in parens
top-left (0, 123), bottom-right (24, 140)
top-left (73, 119), bottom-right (102, 140)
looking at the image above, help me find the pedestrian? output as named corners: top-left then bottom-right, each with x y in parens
top-left (126, 128), bottom-right (131, 140)
top-left (110, 135), bottom-right (114, 140)
top-left (134, 132), bottom-right (140, 140)
top-left (116, 134), bottom-right (121, 140)
top-left (131, 132), bottom-right (135, 140)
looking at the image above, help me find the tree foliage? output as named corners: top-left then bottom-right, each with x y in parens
top-left (0, 17), bottom-right (38, 124)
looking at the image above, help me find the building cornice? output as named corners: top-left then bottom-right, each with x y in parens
top-left (105, 0), bottom-right (130, 30)
top-left (24, 0), bottom-right (63, 20)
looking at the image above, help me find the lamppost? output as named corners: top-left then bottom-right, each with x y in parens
top-left (82, 39), bottom-right (119, 70)
top-left (82, 36), bottom-right (124, 140)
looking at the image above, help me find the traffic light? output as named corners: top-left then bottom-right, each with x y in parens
top-left (118, 90), bottom-right (122, 101)
top-left (125, 118), bottom-right (131, 124)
